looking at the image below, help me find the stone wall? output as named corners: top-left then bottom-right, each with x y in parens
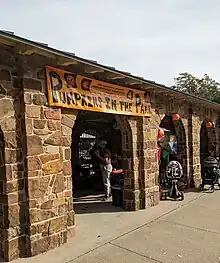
top-left (0, 45), bottom-right (27, 261)
top-left (22, 86), bottom-right (75, 255)
top-left (0, 46), bottom-right (75, 261)
top-left (151, 94), bottom-right (219, 188)
top-left (0, 42), bottom-right (219, 260)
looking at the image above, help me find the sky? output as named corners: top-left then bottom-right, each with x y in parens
top-left (0, 0), bottom-right (220, 86)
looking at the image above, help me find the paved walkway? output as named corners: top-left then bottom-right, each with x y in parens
top-left (12, 190), bottom-right (220, 263)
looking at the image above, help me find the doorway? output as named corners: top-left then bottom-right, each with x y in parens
top-left (200, 121), bottom-right (216, 163)
top-left (200, 120), bottom-right (217, 180)
top-left (71, 111), bottom-right (123, 205)
top-left (158, 114), bottom-right (187, 182)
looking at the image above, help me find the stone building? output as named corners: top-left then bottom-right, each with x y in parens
top-left (0, 30), bottom-right (219, 261)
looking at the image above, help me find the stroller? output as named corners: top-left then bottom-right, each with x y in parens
top-left (199, 156), bottom-right (220, 192)
top-left (160, 160), bottom-right (185, 201)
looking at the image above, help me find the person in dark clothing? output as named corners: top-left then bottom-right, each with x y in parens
top-left (91, 140), bottom-right (112, 199)
top-left (111, 153), bottom-right (119, 170)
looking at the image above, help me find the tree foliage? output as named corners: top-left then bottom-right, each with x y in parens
top-left (172, 72), bottom-right (220, 104)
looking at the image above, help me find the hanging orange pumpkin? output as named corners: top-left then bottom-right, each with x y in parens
top-left (172, 113), bottom-right (180, 121)
top-left (157, 128), bottom-right (165, 140)
top-left (206, 120), bottom-right (213, 128)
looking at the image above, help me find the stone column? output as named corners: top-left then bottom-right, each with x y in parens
top-left (123, 116), bottom-right (159, 211)
top-left (0, 67), bottom-right (27, 261)
top-left (118, 116), bottom-right (138, 211)
top-left (188, 110), bottom-right (201, 188)
top-left (23, 80), bottom-right (75, 256)
top-left (141, 117), bottom-right (159, 208)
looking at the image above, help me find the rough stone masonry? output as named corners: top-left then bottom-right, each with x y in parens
top-left (0, 37), bottom-right (219, 262)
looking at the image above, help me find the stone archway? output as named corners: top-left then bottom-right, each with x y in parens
top-left (70, 111), bottom-right (134, 209)
top-left (114, 115), bottom-right (134, 209)
top-left (200, 120), bottom-right (217, 163)
top-left (200, 120), bottom-right (217, 181)
top-left (159, 114), bottom-right (188, 181)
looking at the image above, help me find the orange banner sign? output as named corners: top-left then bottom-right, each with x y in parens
top-left (46, 66), bottom-right (151, 117)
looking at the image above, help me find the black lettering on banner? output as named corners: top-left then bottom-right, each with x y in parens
top-left (146, 105), bottom-right (151, 113)
top-left (74, 92), bottom-right (81, 106)
top-left (92, 96), bottom-right (99, 108)
top-left (105, 97), bottom-right (111, 109)
top-left (135, 94), bottom-right (141, 113)
top-left (49, 71), bottom-right (62, 103)
top-left (124, 102), bottom-right (132, 112)
top-left (119, 101), bottom-right (124, 111)
top-left (124, 102), bottom-right (130, 112)
top-left (60, 92), bottom-right (66, 104)
top-left (81, 94), bottom-right (88, 106)
top-left (140, 105), bottom-right (145, 114)
top-left (111, 99), bottom-right (117, 111)
top-left (144, 105), bottom-right (149, 114)
top-left (98, 97), bottom-right (103, 108)
top-left (66, 92), bottom-right (75, 105)
top-left (87, 96), bottom-right (94, 107)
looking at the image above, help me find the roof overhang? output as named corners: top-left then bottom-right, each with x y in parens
top-left (0, 30), bottom-right (219, 111)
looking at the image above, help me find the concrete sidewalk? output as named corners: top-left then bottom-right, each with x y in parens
top-left (12, 190), bottom-right (220, 263)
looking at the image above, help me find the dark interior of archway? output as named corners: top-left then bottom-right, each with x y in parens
top-left (200, 121), bottom-right (217, 163)
top-left (159, 115), bottom-right (188, 181)
top-left (200, 122), bottom-right (209, 164)
top-left (159, 115), bottom-right (175, 134)
top-left (71, 111), bottom-right (122, 200)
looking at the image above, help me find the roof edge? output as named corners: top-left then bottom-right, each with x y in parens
top-left (0, 30), bottom-right (219, 110)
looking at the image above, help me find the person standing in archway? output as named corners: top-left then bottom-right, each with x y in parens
top-left (91, 140), bottom-right (112, 199)
top-left (169, 135), bottom-right (178, 160)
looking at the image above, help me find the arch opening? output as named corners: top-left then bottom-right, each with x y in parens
top-left (158, 114), bottom-right (188, 182)
top-left (200, 120), bottom-right (217, 179)
top-left (71, 111), bottom-right (132, 208)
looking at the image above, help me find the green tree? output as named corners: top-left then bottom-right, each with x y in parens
top-left (172, 72), bottom-right (220, 103)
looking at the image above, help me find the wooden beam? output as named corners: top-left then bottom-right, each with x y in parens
top-left (153, 89), bottom-right (167, 94)
top-left (126, 80), bottom-right (142, 85)
top-left (16, 43), bottom-right (38, 55)
top-left (57, 57), bottom-right (78, 66)
top-left (16, 44), bottom-right (56, 59)
top-left (110, 76), bottom-right (126, 80)
top-left (96, 71), bottom-right (128, 81)
top-left (168, 92), bottom-right (185, 99)
top-left (97, 72), bottom-right (126, 80)
top-left (145, 87), bottom-right (156, 91)
top-left (0, 37), bottom-right (15, 46)
top-left (84, 66), bottom-right (104, 74)
top-left (140, 84), bottom-right (156, 91)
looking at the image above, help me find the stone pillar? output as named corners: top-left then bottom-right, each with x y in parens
top-left (117, 116), bottom-right (137, 211)
top-left (122, 116), bottom-right (159, 211)
top-left (0, 67), bottom-right (28, 261)
top-left (23, 83), bottom-right (75, 256)
top-left (141, 117), bottom-right (159, 208)
top-left (188, 111), bottom-right (201, 188)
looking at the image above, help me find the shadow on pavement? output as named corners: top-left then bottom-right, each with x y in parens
top-left (74, 201), bottom-right (126, 214)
